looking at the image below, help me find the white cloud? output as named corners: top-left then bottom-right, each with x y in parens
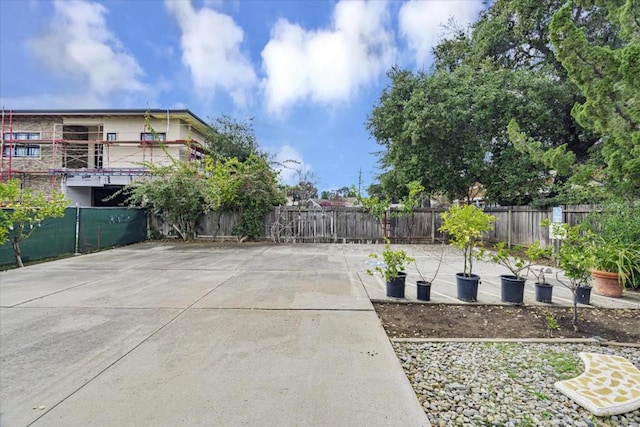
top-left (271, 144), bottom-right (312, 186)
top-left (398, 0), bottom-right (484, 66)
top-left (165, 0), bottom-right (257, 105)
top-left (28, 0), bottom-right (144, 96)
top-left (261, 0), bottom-right (396, 115)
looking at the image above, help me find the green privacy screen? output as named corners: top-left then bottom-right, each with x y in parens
top-left (0, 207), bottom-right (147, 267)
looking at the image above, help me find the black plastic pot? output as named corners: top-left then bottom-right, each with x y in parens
top-left (456, 273), bottom-right (480, 302)
top-left (501, 275), bottom-right (526, 304)
top-left (535, 283), bottom-right (553, 303)
top-left (386, 272), bottom-right (407, 298)
top-left (416, 280), bottom-right (431, 301)
top-left (575, 285), bottom-right (591, 305)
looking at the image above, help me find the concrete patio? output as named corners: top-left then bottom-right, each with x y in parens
top-left (1, 243), bottom-right (428, 427)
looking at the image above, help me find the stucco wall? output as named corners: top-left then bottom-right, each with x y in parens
top-left (108, 144), bottom-right (181, 168)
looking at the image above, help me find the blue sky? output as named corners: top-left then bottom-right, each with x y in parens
top-left (0, 0), bottom-right (485, 193)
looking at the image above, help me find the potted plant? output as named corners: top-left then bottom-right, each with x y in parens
top-left (368, 239), bottom-right (415, 298)
top-left (582, 200), bottom-right (640, 292)
top-left (488, 241), bottom-right (552, 304)
top-left (440, 204), bottom-right (495, 302)
top-left (586, 237), bottom-right (640, 298)
top-left (531, 267), bottom-right (554, 303)
top-left (413, 240), bottom-right (445, 301)
top-left (554, 224), bottom-right (594, 330)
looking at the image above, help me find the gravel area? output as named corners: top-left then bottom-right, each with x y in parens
top-left (392, 342), bottom-right (640, 427)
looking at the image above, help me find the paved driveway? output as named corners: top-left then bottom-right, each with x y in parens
top-left (0, 243), bottom-right (428, 426)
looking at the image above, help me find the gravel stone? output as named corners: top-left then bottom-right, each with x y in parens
top-left (391, 342), bottom-right (640, 427)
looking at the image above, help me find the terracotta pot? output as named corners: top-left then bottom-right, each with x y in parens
top-left (591, 269), bottom-right (623, 298)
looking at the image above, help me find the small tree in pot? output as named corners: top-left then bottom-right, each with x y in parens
top-left (413, 241), bottom-right (445, 302)
top-left (368, 239), bottom-right (415, 298)
top-left (554, 224), bottom-right (594, 331)
top-left (488, 241), bottom-right (552, 304)
top-left (531, 267), bottom-right (554, 303)
top-left (440, 204), bottom-right (495, 302)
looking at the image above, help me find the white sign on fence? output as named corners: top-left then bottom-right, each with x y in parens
top-left (552, 206), bottom-right (563, 223)
top-left (550, 206), bottom-right (566, 240)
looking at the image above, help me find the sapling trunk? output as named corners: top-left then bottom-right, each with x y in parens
top-left (556, 272), bottom-right (580, 331)
top-left (12, 235), bottom-right (24, 268)
top-left (572, 288), bottom-right (578, 331)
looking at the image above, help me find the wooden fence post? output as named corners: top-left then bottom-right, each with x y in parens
top-left (507, 207), bottom-right (513, 248)
top-left (431, 209), bottom-right (436, 243)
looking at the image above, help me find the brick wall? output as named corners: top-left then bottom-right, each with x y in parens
top-left (5, 174), bottom-right (60, 198)
top-left (2, 116), bottom-right (63, 198)
top-left (2, 116), bottom-right (63, 171)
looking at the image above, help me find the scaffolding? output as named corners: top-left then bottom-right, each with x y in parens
top-left (0, 110), bottom-right (207, 193)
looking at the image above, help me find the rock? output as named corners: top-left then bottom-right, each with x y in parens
top-left (393, 342), bottom-right (640, 427)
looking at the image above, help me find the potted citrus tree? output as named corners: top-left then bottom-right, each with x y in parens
top-left (440, 204), bottom-right (495, 302)
top-left (554, 224), bottom-right (594, 330)
top-left (488, 241), bottom-right (552, 304)
top-left (531, 266), bottom-right (554, 303)
top-left (368, 239), bottom-right (415, 298)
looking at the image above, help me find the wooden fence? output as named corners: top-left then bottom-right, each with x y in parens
top-left (156, 204), bottom-right (597, 248)
top-left (483, 205), bottom-right (596, 248)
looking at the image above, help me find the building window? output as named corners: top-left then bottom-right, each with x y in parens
top-left (190, 148), bottom-right (204, 160)
top-left (106, 132), bottom-right (117, 141)
top-left (2, 132), bottom-right (41, 157)
top-left (141, 132), bottom-right (166, 142)
top-left (3, 132), bottom-right (40, 140)
top-left (3, 144), bottom-right (41, 158)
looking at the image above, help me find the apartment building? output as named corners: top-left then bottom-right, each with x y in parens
top-left (0, 109), bottom-right (209, 206)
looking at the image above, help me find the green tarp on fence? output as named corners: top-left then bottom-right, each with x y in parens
top-left (0, 207), bottom-right (147, 267)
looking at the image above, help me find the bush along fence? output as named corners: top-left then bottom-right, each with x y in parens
top-left (152, 204), bottom-right (597, 247)
top-left (0, 207), bottom-right (147, 267)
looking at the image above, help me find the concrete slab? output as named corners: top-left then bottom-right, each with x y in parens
top-left (17, 269), bottom-right (236, 309)
top-left (21, 248), bottom-right (159, 271)
top-left (30, 309), bottom-right (427, 426)
top-left (194, 271), bottom-right (370, 310)
top-left (0, 307), bottom-right (180, 426)
top-left (0, 243), bottom-right (429, 427)
top-left (0, 269), bottom-right (121, 307)
top-left (241, 244), bottom-right (349, 271)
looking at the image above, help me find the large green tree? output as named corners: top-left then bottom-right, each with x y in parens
top-left (433, 0), bottom-right (615, 161)
top-left (550, 0), bottom-right (640, 197)
top-left (367, 63), bottom-right (571, 204)
top-left (369, 0), bottom-right (627, 206)
top-left (205, 115), bottom-right (261, 162)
